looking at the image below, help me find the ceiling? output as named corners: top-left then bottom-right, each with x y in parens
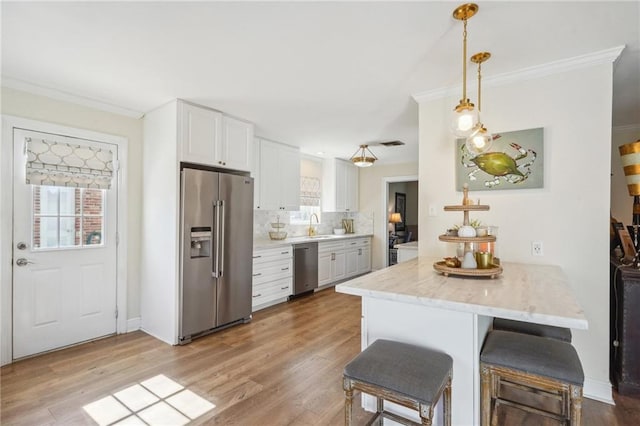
top-left (2, 2), bottom-right (639, 165)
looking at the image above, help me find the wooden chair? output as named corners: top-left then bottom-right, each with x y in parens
top-left (343, 339), bottom-right (452, 426)
top-left (480, 330), bottom-right (584, 425)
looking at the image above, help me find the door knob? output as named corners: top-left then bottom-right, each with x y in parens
top-left (17, 242), bottom-right (27, 250)
top-left (15, 258), bottom-right (34, 267)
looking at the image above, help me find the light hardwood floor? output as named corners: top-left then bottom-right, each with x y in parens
top-left (1, 288), bottom-right (639, 425)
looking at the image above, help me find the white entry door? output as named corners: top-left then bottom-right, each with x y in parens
top-left (12, 129), bottom-right (118, 359)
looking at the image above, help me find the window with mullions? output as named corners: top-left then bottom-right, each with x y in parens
top-left (33, 186), bottom-right (104, 249)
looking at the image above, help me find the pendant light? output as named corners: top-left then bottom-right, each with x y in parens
top-left (350, 144), bottom-right (378, 167)
top-left (450, 3), bottom-right (479, 138)
top-left (465, 51), bottom-right (493, 155)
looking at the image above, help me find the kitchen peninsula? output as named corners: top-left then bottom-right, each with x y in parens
top-left (335, 256), bottom-right (588, 425)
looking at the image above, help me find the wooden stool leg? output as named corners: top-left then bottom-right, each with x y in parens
top-left (570, 385), bottom-right (583, 426)
top-left (344, 378), bottom-right (353, 426)
top-left (480, 365), bottom-right (492, 426)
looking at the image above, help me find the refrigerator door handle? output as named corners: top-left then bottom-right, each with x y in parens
top-left (219, 200), bottom-right (225, 277)
top-left (212, 200), bottom-right (221, 278)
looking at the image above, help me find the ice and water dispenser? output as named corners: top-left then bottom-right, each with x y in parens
top-left (190, 227), bottom-right (212, 258)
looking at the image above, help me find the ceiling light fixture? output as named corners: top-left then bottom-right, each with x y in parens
top-left (451, 3), bottom-right (479, 138)
top-left (350, 144), bottom-right (378, 168)
top-left (465, 51), bottom-right (493, 154)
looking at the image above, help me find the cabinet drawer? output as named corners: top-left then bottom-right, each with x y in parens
top-left (344, 237), bottom-right (369, 248)
top-left (253, 246), bottom-right (293, 265)
top-left (252, 277), bottom-right (291, 306)
top-left (252, 259), bottom-right (292, 285)
top-left (318, 241), bottom-right (346, 253)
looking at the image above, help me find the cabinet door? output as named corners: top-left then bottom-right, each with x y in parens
top-left (345, 248), bottom-right (359, 278)
top-left (318, 252), bottom-right (333, 286)
top-left (335, 160), bottom-right (348, 211)
top-left (179, 102), bottom-right (221, 165)
top-left (279, 145), bottom-right (300, 211)
top-left (332, 251), bottom-right (347, 281)
top-left (357, 246), bottom-right (371, 274)
top-left (345, 162), bottom-right (359, 212)
top-left (220, 116), bottom-right (253, 171)
top-left (258, 140), bottom-right (281, 210)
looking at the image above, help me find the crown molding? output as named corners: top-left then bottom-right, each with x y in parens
top-left (413, 45), bottom-right (626, 104)
top-left (1, 77), bottom-right (144, 119)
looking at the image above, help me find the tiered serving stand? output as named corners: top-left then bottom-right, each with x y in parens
top-left (433, 186), bottom-right (502, 278)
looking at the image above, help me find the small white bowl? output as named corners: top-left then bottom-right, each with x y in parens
top-left (333, 228), bottom-right (346, 235)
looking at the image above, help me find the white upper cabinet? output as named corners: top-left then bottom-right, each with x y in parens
top-left (255, 138), bottom-right (300, 211)
top-left (178, 101), bottom-right (253, 172)
top-left (220, 115), bottom-right (254, 171)
top-left (322, 158), bottom-right (359, 212)
top-left (179, 102), bottom-right (221, 165)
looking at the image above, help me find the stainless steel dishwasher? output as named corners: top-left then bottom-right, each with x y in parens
top-left (291, 242), bottom-right (318, 298)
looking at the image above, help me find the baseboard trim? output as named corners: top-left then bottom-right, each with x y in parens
top-left (584, 378), bottom-right (614, 405)
top-left (126, 317), bottom-right (141, 333)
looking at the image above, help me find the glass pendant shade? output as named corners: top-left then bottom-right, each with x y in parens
top-left (451, 101), bottom-right (478, 137)
top-left (350, 144), bottom-right (378, 167)
top-left (465, 124), bottom-right (493, 154)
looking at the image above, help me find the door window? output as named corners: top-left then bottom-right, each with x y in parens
top-left (32, 186), bottom-right (105, 249)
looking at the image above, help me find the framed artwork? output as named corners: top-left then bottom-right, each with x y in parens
top-left (456, 127), bottom-right (544, 191)
top-left (395, 192), bottom-right (406, 232)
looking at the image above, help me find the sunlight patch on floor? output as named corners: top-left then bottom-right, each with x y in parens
top-left (82, 374), bottom-right (215, 425)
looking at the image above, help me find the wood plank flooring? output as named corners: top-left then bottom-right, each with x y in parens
top-left (2, 288), bottom-right (639, 425)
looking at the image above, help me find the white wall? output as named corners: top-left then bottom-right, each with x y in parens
top-left (359, 162), bottom-right (418, 270)
top-left (611, 125), bottom-right (640, 225)
top-left (417, 63), bottom-right (614, 400)
top-left (0, 87), bottom-right (143, 320)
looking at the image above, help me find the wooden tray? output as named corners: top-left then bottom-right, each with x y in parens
top-left (439, 234), bottom-right (496, 243)
top-left (433, 261), bottom-right (502, 279)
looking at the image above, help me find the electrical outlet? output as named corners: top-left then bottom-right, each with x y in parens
top-left (428, 204), bottom-right (437, 217)
top-left (532, 241), bottom-right (543, 256)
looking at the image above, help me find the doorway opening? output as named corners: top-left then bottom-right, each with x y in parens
top-left (382, 176), bottom-right (418, 267)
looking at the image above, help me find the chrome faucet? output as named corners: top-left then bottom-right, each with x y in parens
top-left (308, 213), bottom-right (319, 236)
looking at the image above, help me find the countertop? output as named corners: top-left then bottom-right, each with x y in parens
top-left (394, 241), bottom-right (418, 249)
top-left (335, 255), bottom-right (588, 330)
top-left (253, 233), bottom-right (373, 250)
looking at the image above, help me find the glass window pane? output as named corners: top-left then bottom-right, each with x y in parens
top-left (35, 216), bottom-right (59, 249)
top-left (59, 187), bottom-right (79, 215)
top-left (83, 217), bottom-right (103, 246)
top-left (38, 186), bottom-right (59, 215)
top-left (83, 189), bottom-right (104, 216)
top-left (60, 217), bottom-right (80, 247)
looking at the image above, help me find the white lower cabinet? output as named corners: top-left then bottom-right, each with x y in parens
top-left (252, 245), bottom-right (292, 311)
top-left (318, 237), bottom-right (371, 287)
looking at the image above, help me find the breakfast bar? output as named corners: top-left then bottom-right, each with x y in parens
top-left (335, 256), bottom-right (588, 425)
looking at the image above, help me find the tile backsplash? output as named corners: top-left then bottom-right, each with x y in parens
top-left (253, 210), bottom-right (374, 239)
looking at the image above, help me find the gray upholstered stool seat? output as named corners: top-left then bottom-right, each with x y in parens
top-left (493, 317), bottom-right (572, 342)
top-left (343, 339), bottom-right (452, 426)
top-left (480, 330), bottom-right (584, 425)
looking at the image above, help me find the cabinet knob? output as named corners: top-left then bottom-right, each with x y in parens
top-left (253, 293), bottom-right (262, 298)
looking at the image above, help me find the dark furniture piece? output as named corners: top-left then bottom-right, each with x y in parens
top-left (610, 259), bottom-right (640, 394)
top-left (343, 339), bottom-right (452, 426)
top-left (480, 330), bottom-right (584, 425)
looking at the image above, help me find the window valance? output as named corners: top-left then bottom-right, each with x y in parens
top-left (300, 176), bottom-right (321, 206)
top-left (25, 137), bottom-right (114, 189)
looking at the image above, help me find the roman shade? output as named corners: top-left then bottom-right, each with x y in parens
top-left (300, 176), bottom-right (320, 207)
top-left (25, 137), bottom-right (114, 189)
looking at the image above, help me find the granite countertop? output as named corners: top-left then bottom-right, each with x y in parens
top-left (253, 233), bottom-right (373, 249)
top-left (335, 256), bottom-right (588, 330)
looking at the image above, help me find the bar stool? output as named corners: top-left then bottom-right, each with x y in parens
top-left (480, 330), bottom-right (584, 425)
top-left (343, 339), bottom-right (452, 426)
top-left (493, 317), bottom-right (572, 342)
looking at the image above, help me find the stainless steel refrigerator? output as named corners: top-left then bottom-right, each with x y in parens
top-left (179, 167), bottom-right (254, 343)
